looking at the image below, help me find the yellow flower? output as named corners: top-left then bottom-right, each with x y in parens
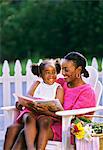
top-left (75, 130), bottom-right (85, 139)
top-left (76, 122), bottom-right (83, 130)
top-left (74, 122), bottom-right (85, 139)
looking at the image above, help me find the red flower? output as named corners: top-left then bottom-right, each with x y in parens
top-left (74, 125), bottom-right (80, 132)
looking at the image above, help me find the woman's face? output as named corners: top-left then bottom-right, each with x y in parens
top-left (62, 59), bottom-right (79, 83)
top-left (41, 64), bottom-right (57, 85)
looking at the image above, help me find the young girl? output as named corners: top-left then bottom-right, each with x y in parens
top-left (4, 59), bottom-right (64, 150)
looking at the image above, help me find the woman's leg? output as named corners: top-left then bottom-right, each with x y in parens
top-left (37, 117), bottom-right (53, 150)
top-left (12, 129), bottom-right (27, 150)
top-left (11, 113), bottom-right (37, 150)
top-left (3, 123), bottom-right (23, 150)
top-left (13, 113), bottom-right (36, 150)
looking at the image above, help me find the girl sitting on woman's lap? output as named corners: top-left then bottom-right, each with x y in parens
top-left (3, 59), bottom-right (64, 150)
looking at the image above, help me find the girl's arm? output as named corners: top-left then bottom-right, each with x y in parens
top-left (55, 85), bottom-right (64, 105)
top-left (27, 81), bottom-right (40, 97)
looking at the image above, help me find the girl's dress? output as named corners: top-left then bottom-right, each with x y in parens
top-left (16, 81), bottom-right (60, 122)
top-left (51, 78), bottom-right (96, 141)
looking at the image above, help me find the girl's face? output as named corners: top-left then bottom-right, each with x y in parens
top-left (41, 64), bottom-right (57, 85)
top-left (62, 59), bottom-right (80, 83)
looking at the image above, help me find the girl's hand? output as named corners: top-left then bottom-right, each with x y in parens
top-left (15, 101), bottom-right (23, 110)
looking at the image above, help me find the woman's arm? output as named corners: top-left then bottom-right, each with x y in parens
top-left (55, 85), bottom-right (64, 105)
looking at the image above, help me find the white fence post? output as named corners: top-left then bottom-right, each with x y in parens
top-left (26, 59), bottom-right (34, 92)
top-left (2, 60), bottom-right (11, 131)
top-left (2, 60), bottom-right (11, 107)
top-left (91, 57), bottom-right (98, 70)
top-left (14, 60), bottom-right (22, 99)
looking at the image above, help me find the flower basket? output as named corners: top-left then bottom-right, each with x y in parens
top-left (92, 122), bottom-right (103, 150)
top-left (92, 133), bottom-right (103, 150)
top-left (71, 116), bottom-right (103, 150)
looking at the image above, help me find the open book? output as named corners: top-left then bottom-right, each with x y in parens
top-left (13, 94), bottom-right (64, 118)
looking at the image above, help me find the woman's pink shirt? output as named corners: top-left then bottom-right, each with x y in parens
top-left (57, 78), bottom-right (96, 110)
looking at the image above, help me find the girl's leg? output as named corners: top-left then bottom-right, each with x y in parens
top-left (23, 113), bottom-right (37, 150)
top-left (37, 117), bottom-right (53, 150)
top-left (3, 123), bottom-right (23, 150)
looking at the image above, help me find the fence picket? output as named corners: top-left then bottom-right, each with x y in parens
top-left (2, 60), bottom-right (11, 107)
top-left (26, 59), bottom-right (34, 92)
top-left (2, 60), bottom-right (11, 131)
top-left (91, 57), bottom-right (98, 70)
top-left (14, 60), bottom-right (22, 97)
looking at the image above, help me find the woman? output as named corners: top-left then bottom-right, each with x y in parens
top-left (47, 51), bottom-right (96, 142)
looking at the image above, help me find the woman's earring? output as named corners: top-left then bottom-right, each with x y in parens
top-left (76, 73), bottom-right (80, 78)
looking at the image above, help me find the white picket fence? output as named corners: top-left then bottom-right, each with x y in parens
top-left (0, 57), bottom-right (103, 140)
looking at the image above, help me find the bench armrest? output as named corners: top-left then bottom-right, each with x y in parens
top-left (0, 106), bottom-right (18, 126)
top-left (1, 106), bottom-right (16, 111)
top-left (56, 106), bottom-right (103, 116)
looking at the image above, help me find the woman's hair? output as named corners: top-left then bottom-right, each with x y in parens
top-left (64, 51), bottom-right (89, 78)
top-left (31, 59), bottom-right (61, 77)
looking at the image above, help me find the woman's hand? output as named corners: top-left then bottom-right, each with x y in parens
top-left (36, 108), bottom-right (61, 120)
top-left (36, 103), bottom-right (49, 111)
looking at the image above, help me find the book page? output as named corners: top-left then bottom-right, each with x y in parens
top-left (13, 94), bottom-right (64, 115)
